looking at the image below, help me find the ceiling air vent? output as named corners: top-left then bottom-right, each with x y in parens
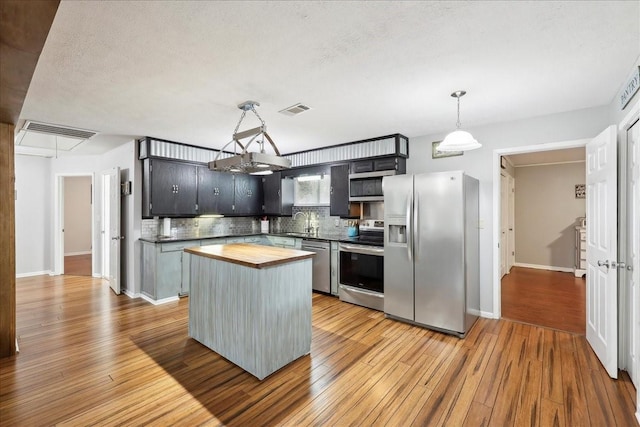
top-left (22, 120), bottom-right (98, 140)
top-left (279, 103), bottom-right (311, 116)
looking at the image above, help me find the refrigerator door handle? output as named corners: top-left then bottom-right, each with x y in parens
top-left (406, 190), bottom-right (412, 262)
top-left (414, 189), bottom-right (419, 258)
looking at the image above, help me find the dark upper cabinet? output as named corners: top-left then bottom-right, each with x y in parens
top-left (233, 174), bottom-right (263, 216)
top-left (197, 167), bottom-right (234, 215)
top-left (143, 158), bottom-right (198, 217)
top-left (330, 164), bottom-right (350, 217)
top-left (350, 156), bottom-right (406, 174)
top-left (262, 172), bottom-right (294, 216)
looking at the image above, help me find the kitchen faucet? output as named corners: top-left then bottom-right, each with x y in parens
top-left (293, 211), bottom-right (314, 234)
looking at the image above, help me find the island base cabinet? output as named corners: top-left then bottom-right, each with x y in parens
top-left (188, 255), bottom-right (312, 380)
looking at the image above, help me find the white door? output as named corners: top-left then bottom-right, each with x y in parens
top-left (585, 125), bottom-right (618, 378)
top-left (102, 168), bottom-right (121, 295)
top-left (626, 118), bottom-right (639, 386)
top-left (500, 172), bottom-right (508, 277)
top-left (507, 175), bottom-right (515, 272)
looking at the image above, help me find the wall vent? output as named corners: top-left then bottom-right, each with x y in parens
top-left (279, 103), bottom-right (311, 116)
top-left (21, 120), bottom-right (98, 140)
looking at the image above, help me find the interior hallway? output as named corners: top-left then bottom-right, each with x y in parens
top-left (501, 267), bottom-right (586, 335)
top-left (64, 254), bottom-right (92, 276)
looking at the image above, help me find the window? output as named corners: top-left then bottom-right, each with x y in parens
top-left (293, 174), bottom-right (330, 206)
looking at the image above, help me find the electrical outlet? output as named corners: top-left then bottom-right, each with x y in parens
top-left (334, 218), bottom-right (340, 227)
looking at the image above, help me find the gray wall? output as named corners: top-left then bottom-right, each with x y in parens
top-left (406, 104), bottom-right (611, 315)
top-left (514, 162), bottom-right (585, 269)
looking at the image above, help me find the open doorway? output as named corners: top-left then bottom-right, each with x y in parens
top-left (499, 148), bottom-right (587, 334)
top-left (63, 176), bottom-right (93, 276)
top-left (53, 173), bottom-right (95, 276)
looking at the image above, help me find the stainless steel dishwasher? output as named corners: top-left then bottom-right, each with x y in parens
top-left (301, 240), bottom-right (331, 293)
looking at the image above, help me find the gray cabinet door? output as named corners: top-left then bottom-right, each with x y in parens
top-left (234, 174), bottom-right (263, 215)
top-left (149, 159), bottom-right (197, 216)
top-left (330, 164), bottom-right (350, 217)
top-left (197, 168), bottom-right (235, 215)
top-left (262, 172), bottom-right (293, 216)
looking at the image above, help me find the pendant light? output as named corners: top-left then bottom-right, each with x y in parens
top-left (437, 90), bottom-right (481, 152)
top-left (209, 101), bottom-right (291, 174)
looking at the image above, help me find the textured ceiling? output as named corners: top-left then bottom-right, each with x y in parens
top-left (18, 1), bottom-right (640, 156)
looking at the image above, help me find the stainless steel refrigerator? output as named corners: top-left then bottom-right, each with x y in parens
top-left (383, 171), bottom-right (479, 337)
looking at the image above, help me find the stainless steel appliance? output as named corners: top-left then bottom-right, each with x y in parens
top-left (338, 219), bottom-right (385, 311)
top-left (301, 239), bottom-right (331, 293)
top-left (383, 171), bottom-right (479, 337)
top-left (349, 171), bottom-right (395, 202)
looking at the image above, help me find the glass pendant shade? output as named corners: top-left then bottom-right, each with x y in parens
top-left (438, 90), bottom-right (481, 152)
top-left (438, 129), bottom-right (482, 152)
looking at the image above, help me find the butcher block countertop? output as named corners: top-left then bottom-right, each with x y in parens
top-left (184, 243), bottom-right (314, 269)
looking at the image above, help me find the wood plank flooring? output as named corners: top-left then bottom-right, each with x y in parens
top-left (1, 274), bottom-right (636, 426)
top-left (501, 267), bottom-right (586, 335)
top-left (64, 253), bottom-right (92, 276)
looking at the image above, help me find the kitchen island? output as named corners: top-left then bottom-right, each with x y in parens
top-left (185, 243), bottom-right (314, 380)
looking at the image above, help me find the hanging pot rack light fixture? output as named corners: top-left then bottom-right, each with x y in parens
top-left (209, 101), bottom-right (291, 175)
top-left (437, 90), bottom-right (482, 152)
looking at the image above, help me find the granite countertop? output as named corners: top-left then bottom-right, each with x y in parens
top-left (139, 232), bottom-right (378, 246)
top-left (185, 243), bottom-right (314, 269)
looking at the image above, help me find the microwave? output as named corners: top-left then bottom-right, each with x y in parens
top-left (349, 170), bottom-right (396, 201)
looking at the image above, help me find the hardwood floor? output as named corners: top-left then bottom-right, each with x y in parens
top-left (1, 275), bottom-right (636, 426)
top-left (64, 253), bottom-right (92, 276)
top-left (501, 267), bottom-right (586, 335)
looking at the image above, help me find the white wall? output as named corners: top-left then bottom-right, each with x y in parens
top-left (97, 140), bottom-right (140, 296)
top-left (13, 141), bottom-right (139, 295)
top-left (63, 176), bottom-right (92, 255)
top-left (14, 155), bottom-right (51, 276)
top-left (406, 104), bottom-right (611, 315)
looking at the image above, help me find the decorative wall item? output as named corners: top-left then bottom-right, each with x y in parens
top-left (620, 66), bottom-right (639, 110)
top-left (575, 184), bottom-right (585, 199)
top-left (432, 141), bottom-right (463, 159)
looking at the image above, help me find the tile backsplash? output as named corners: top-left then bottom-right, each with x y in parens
top-left (141, 206), bottom-right (350, 239)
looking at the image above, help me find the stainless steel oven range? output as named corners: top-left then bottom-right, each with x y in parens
top-left (338, 220), bottom-right (384, 311)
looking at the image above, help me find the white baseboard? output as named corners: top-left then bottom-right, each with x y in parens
top-left (92, 273), bottom-right (102, 278)
top-left (480, 310), bottom-right (499, 319)
top-left (140, 294), bottom-right (179, 305)
top-left (16, 270), bottom-right (52, 278)
top-left (64, 251), bottom-right (92, 256)
top-left (513, 262), bottom-right (574, 273)
top-left (123, 289), bottom-right (139, 299)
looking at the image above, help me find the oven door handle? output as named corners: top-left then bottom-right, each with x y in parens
top-left (339, 245), bottom-right (384, 256)
top-left (340, 285), bottom-right (384, 298)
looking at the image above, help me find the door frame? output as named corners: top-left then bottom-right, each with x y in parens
top-left (618, 101), bottom-right (640, 416)
top-left (53, 173), bottom-right (96, 276)
top-left (492, 138), bottom-right (589, 318)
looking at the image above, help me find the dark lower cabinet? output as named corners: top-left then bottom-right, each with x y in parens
top-left (330, 164), bottom-right (350, 217)
top-left (197, 167), bottom-right (234, 215)
top-left (233, 174), bottom-right (263, 215)
top-left (143, 158), bottom-right (197, 217)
